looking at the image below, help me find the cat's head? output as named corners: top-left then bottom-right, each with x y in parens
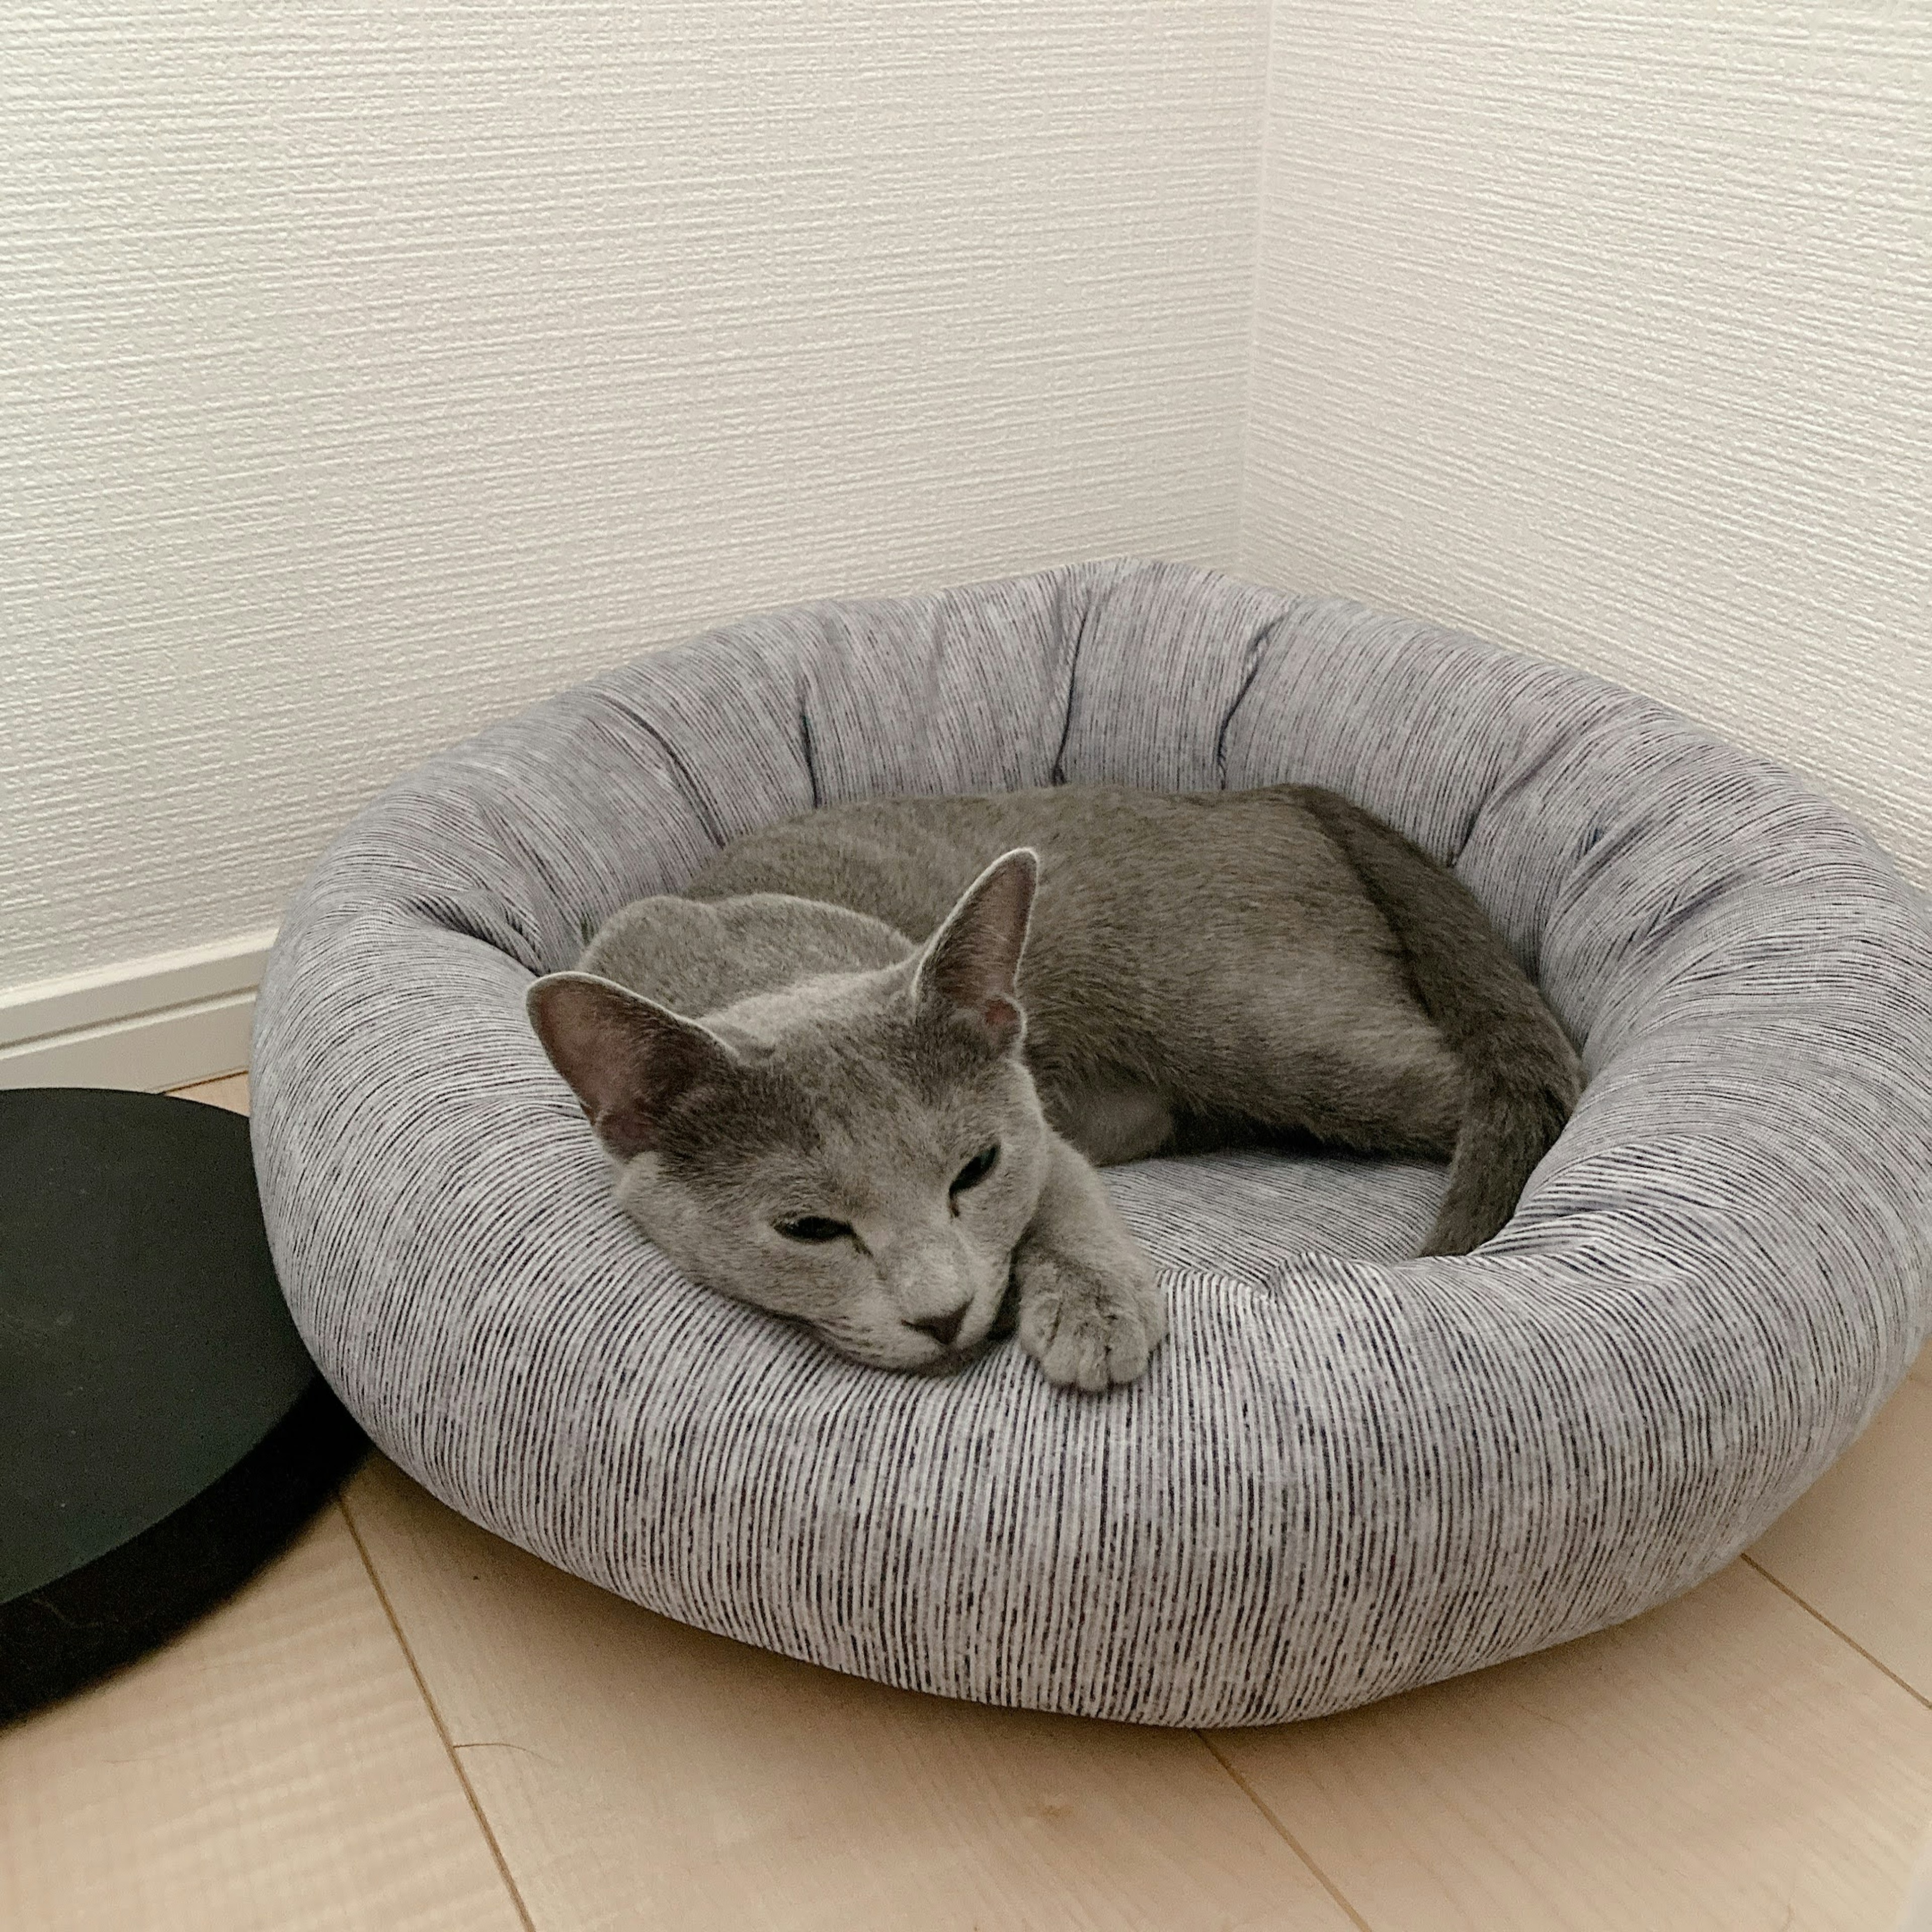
top-left (527, 851), bottom-right (1052, 1373)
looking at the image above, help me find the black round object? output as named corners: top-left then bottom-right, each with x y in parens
top-left (1, 1088), bottom-right (365, 1723)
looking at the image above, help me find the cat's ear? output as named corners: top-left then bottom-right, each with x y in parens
top-left (914, 848), bottom-right (1038, 1054)
top-left (527, 972), bottom-right (738, 1160)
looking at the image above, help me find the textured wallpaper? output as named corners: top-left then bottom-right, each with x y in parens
top-left (1241, 1), bottom-right (1930, 889)
top-left (7, 2), bottom-right (1927, 997)
top-left (2, 2), bottom-right (1266, 985)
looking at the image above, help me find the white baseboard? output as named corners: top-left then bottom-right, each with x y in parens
top-left (0, 928), bottom-right (277, 1092)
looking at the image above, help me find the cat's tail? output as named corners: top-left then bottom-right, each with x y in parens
top-left (1297, 787), bottom-right (1584, 1256)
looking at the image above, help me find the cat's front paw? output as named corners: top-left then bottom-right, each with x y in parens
top-left (1014, 1243), bottom-right (1167, 1392)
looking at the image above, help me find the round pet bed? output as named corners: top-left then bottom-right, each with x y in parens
top-left (251, 560), bottom-right (1932, 1727)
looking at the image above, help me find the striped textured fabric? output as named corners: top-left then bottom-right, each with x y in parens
top-left (251, 560), bottom-right (1932, 1727)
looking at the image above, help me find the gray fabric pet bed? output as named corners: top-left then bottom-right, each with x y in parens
top-left (252, 560), bottom-right (1932, 1727)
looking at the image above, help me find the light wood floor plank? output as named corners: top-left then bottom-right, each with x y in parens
top-left (0, 1505), bottom-right (529, 1932)
top-left (1902, 1829), bottom-right (1932, 1932)
top-left (1212, 1560), bottom-right (1932, 1932)
top-left (1749, 1361), bottom-right (1932, 1703)
top-left (170, 1071), bottom-right (251, 1113)
top-left (342, 1455), bottom-right (1358, 1932)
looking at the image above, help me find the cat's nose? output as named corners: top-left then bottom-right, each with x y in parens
top-left (907, 1302), bottom-right (971, 1349)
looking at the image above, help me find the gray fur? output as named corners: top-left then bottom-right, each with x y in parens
top-left (1290, 788), bottom-right (1584, 1254)
top-left (529, 782), bottom-right (1582, 1386)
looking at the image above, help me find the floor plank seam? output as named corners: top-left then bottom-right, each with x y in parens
top-left (1740, 1553), bottom-right (1931, 1715)
top-left (1192, 1731), bottom-right (1378, 1932)
top-left (335, 1492), bottom-right (541, 1932)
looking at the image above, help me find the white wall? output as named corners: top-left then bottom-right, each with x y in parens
top-left (1240, 0), bottom-right (1930, 889)
top-left (1, 2), bottom-right (1267, 990)
top-left (6, 1), bottom-right (1927, 1027)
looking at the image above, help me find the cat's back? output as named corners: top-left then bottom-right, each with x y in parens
top-left (681, 785), bottom-right (1410, 1079)
top-left (684, 784), bottom-right (1369, 944)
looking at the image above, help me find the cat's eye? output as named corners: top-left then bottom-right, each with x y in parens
top-left (774, 1215), bottom-right (853, 1244)
top-left (950, 1144), bottom-right (1000, 1196)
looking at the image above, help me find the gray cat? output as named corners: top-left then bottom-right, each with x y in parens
top-left (527, 783), bottom-right (1582, 1390)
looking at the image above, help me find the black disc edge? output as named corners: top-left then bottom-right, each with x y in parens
top-left (0, 1379), bottom-right (369, 1728)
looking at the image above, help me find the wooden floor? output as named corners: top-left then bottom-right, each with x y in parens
top-left (4, 1073), bottom-right (1928, 1931)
